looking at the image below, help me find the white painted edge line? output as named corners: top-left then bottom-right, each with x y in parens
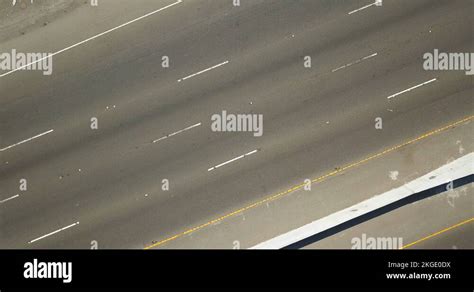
top-left (251, 152), bottom-right (474, 249)
top-left (153, 122), bottom-right (201, 143)
top-left (208, 149), bottom-right (259, 172)
top-left (28, 221), bottom-right (80, 244)
top-left (0, 194), bottom-right (20, 204)
top-left (387, 78), bottom-right (437, 99)
top-left (0, 0), bottom-right (183, 78)
top-left (331, 52), bottom-right (378, 72)
top-left (348, 2), bottom-right (376, 15)
top-left (178, 60), bottom-right (230, 82)
top-left (0, 129), bottom-right (54, 152)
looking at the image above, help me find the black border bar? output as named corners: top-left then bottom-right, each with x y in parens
top-left (0, 249), bottom-right (472, 289)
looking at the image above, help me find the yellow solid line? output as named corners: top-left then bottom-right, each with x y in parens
top-left (401, 217), bottom-right (474, 249)
top-left (144, 115), bottom-right (474, 249)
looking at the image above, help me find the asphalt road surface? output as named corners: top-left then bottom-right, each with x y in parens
top-left (0, 0), bottom-right (472, 248)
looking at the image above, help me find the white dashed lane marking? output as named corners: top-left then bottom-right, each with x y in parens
top-left (0, 129), bottom-right (54, 152)
top-left (0, 194), bottom-right (20, 204)
top-left (387, 78), bottom-right (437, 100)
top-left (28, 222), bottom-right (80, 244)
top-left (178, 61), bottom-right (230, 82)
top-left (331, 52), bottom-right (378, 72)
top-left (153, 122), bottom-right (202, 143)
top-left (208, 149), bottom-right (259, 172)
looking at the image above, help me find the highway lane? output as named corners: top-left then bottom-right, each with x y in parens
top-left (0, 0), bottom-right (472, 248)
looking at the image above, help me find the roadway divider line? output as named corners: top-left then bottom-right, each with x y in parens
top-left (28, 222), bottom-right (80, 244)
top-left (153, 122), bottom-right (201, 143)
top-left (348, 2), bottom-right (377, 15)
top-left (144, 115), bottom-right (473, 249)
top-left (208, 149), bottom-right (259, 172)
top-left (331, 52), bottom-right (378, 72)
top-left (0, 194), bottom-right (20, 204)
top-left (178, 61), bottom-right (230, 82)
top-left (0, 129), bottom-right (54, 152)
top-left (401, 217), bottom-right (474, 249)
top-left (387, 78), bottom-right (437, 99)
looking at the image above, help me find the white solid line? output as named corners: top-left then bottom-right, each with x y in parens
top-left (331, 52), bottom-right (377, 72)
top-left (0, 0), bottom-right (183, 78)
top-left (208, 149), bottom-right (259, 172)
top-left (348, 2), bottom-right (376, 14)
top-left (153, 122), bottom-right (201, 143)
top-left (387, 78), bottom-right (437, 99)
top-left (0, 129), bottom-right (54, 152)
top-left (28, 221), bottom-right (80, 244)
top-left (0, 194), bottom-right (19, 204)
top-left (178, 61), bottom-right (230, 82)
